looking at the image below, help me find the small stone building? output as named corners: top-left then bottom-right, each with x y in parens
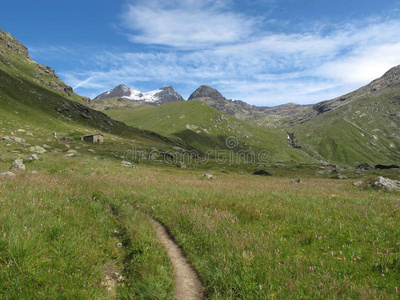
top-left (81, 133), bottom-right (104, 143)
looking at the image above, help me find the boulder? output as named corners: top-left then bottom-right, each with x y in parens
top-left (12, 159), bottom-right (25, 171)
top-left (63, 153), bottom-right (74, 158)
top-left (353, 181), bottom-right (363, 187)
top-left (205, 173), bottom-right (214, 179)
top-left (356, 163), bottom-right (375, 170)
top-left (374, 176), bottom-right (400, 192)
top-left (30, 146), bottom-right (46, 154)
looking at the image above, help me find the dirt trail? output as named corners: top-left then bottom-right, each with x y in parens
top-left (152, 219), bottom-right (206, 300)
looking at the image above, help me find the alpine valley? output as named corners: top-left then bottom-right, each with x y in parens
top-left (2, 28), bottom-right (400, 299)
top-left (92, 66), bottom-right (400, 165)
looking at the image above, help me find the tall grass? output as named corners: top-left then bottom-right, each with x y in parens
top-left (1, 151), bottom-right (400, 299)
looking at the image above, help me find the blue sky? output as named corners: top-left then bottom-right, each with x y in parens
top-left (1, 0), bottom-right (400, 106)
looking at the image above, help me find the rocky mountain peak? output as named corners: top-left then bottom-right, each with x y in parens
top-left (0, 29), bottom-right (31, 60)
top-left (188, 85), bottom-right (225, 102)
top-left (93, 84), bottom-right (184, 105)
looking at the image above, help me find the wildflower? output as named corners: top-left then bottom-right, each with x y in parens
top-left (259, 285), bottom-right (262, 290)
top-left (24, 226), bottom-right (27, 232)
top-left (9, 260), bottom-right (13, 266)
top-left (41, 224), bottom-right (43, 229)
top-left (2, 233), bottom-right (5, 238)
top-left (117, 243), bottom-right (122, 248)
top-left (395, 287), bottom-right (398, 293)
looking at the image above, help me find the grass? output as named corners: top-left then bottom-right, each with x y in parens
top-left (1, 143), bottom-right (400, 298)
top-left (0, 154), bottom-right (175, 299)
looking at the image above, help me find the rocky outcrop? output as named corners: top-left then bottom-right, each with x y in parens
top-left (34, 64), bottom-right (74, 97)
top-left (0, 29), bottom-right (31, 59)
top-left (369, 65), bottom-right (400, 92)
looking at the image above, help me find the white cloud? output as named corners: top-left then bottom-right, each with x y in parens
top-left (120, 0), bottom-right (258, 49)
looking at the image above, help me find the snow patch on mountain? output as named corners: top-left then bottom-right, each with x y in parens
top-left (123, 88), bottom-right (163, 103)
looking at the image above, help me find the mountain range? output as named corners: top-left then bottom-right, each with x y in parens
top-left (92, 84), bottom-right (310, 121)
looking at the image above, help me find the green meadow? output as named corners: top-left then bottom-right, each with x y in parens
top-left (1, 144), bottom-right (400, 299)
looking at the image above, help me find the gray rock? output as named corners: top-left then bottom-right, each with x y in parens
top-left (291, 179), bottom-right (301, 184)
top-left (12, 137), bottom-right (25, 143)
top-left (31, 171), bottom-right (38, 174)
top-left (0, 171), bottom-right (15, 177)
top-left (67, 149), bottom-right (77, 154)
top-left (374, 176), bottom-right (400, 192)
top-left (12, 159), bottom-right (25, 171)
top-left (353, 181), bottom-right (363, 187)
top-left (338, 175), bottom-right (348, 179)
top-left (30, 146), bottom-right (46, 154)
top-left (1, 136), bottom-right (13, 142)
top-left (356, 163), bottom-right (375, 170)
top-left (122, 161), bottom-right (133, 168)
top-left (1, 136), bottom-right (26, 143)
top-left (205, 173), bottom-right (214, 179)
top-left (63, 153), bottom-right (74, 158)
top-left (29, 154), bottom-right (39, 160)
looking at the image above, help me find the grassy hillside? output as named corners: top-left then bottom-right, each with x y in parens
top-left (288, 86), bottom-right (400, 165)
top-left (0, 30), bottom-right (190, 161)
top-left (105, 100), bottom-right (316, 163)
